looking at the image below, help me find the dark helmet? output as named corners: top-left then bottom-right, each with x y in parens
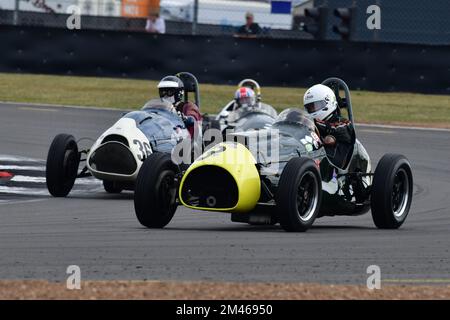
top-left (157, 76), bottom-right (184, 104)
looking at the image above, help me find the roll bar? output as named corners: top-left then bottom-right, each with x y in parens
top-left (176, 72), bottom-right (201, 109)
top-left (321, 77), bottom-right (354, 124)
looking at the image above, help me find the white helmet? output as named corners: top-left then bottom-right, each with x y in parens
top-left (303, 84), bottom-right (338, 121)
top-left (157, 75), bottom-right (184, 104)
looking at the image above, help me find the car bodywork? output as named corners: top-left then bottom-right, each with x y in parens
top-left (86, 98), bottom-right (192, 183)
top-left (180, 113), bottom-right (371, 219)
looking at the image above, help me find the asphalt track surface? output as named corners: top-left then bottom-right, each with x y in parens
top-left (0, 102), bottom-right (449, 285)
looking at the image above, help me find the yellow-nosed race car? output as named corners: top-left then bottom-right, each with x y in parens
top-left (133, 78), bottom-right (413, 232)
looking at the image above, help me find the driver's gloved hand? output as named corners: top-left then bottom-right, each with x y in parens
top-left (323, 135), bottom-right (336, 147)
top-left (315, 119), bottom-right (332, 136)
top-left (183, 116), bottom-right (195, 127)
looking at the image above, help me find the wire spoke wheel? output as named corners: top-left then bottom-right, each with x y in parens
top-left (296, 172), bottom-right (319, 222)
top-left (63, 149), bottom-right (78, 183)
top-left (391, 168), bottom-right (410, 217)
top-left (158, 170), bottom-right (177, 215)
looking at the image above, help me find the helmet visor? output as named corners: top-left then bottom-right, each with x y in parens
top-left (238, 96), bottom-right (255, 108)
top-left (159, 88), bottom-right (177, 98)
top-left (305, 100), bottom-right (327, 113)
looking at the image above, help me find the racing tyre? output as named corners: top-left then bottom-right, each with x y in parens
top-left (276, 157), bottom-right (322, 232)
top-left (46, 134), bottom-right (79, 197)
top-left (371, 154), bottom-right (413, 229)
top-left (134, 152), bottom-right (178, 228)
top-left (103, 180), bottom-right (123, 194)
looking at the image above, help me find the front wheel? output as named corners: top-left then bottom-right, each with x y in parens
top-left (276, 157), bottom-right (322, 232)
top-left (46, 134), bottom-right (79, 197)
top-left (134, 153), bottom-right (178, 228)
top-left (371, 154), bottom-right (413, 229)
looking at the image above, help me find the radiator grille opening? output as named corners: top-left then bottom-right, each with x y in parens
top-left (89, 142), bottom-right (136, 175)
top-left (181, 166), bottom-right (238, 209)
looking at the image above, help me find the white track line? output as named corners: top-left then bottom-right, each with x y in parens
top-left (0, 199), bottom-right (47, 205)
top-left (0, 185), bottom-right (103, 196)
top-left (0, 100), bottom-right (127, 112)
top-left (0, 186), bottom-right (49, 195)
top-left (357, 123), bottom-right (450, 132)
top-left (10, 175), bottom-right (102, 185)
top-left (76, 178), bottom-right (103, 185)
top-left (0, 165), bottom-right (46, 171)
top-left (18, 107), bottom-right (58, 112)
top-left (0, 155), bottom-right (45, 162)
top-left (8, 176), bottom-right (45, 183)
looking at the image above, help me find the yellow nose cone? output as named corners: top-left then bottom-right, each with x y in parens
top-left (179, 142), bottom-right (261, 213)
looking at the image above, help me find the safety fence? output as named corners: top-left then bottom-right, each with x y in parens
top-left (1, 25), bottom-right (449, 94)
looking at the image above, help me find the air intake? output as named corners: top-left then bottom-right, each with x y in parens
top-left (102, 134), bottom-right (129, 147)
top-left (89, 142), bottom-right (136, 175)
top-left (180, 165), bottom-right (238, 209)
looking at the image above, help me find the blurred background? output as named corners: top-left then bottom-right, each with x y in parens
top-left (0, 0), bottom-right (449, 95)
top-left (0, 0), bottom-right (448, 44)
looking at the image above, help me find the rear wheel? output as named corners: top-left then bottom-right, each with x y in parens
top-left (103, 180), bottom-right (123, 194)
top-left (134, 153), bottom-right (178, 228)
top-left (276, 157), bottom-right (322, 232)
top-left (46, 134), bottom-right (79, 197)
top-left (371, 154), bottom-right (413, 229)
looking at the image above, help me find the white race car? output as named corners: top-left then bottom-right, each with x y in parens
top-left (45, 72), bottom-right (202, 197)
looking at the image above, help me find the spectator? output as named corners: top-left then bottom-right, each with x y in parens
top-left (145, 10), bottom-right (166, 34)
top-left (235, 12), bottom-right (262, 38)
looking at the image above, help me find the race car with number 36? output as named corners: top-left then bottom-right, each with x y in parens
top-left (133, 78), bottom-right (414, 232)
top-left (45, 72), bottom-right (202, 197)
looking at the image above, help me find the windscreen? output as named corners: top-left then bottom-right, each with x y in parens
top-left (274, 108), bottom-right (316, 131)
top-left (142, 98), bottom-right (176, 113)
top-left (228, 104), bottom-right (276, 123)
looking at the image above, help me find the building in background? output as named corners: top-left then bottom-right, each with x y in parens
top-left (159, 0), bottom-right (295, 30)
top-left (122, 0), bottom-right (160, 18)
top-left (1, 0), bottom-right (448, 44)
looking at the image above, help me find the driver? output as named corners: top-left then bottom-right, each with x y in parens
top-left (234, 87), bottom-right (257, 110)
top-left (158, 76), bottom-right (202, 137)
top-left (303, 84), bottom-right (354, 167)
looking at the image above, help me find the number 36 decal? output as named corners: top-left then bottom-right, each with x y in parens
top-left (133, 139), bottom-right (151, 160)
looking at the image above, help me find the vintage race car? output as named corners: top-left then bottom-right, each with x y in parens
top-left (133, 78), bottom-right (413, 232)
top-left (45, 72), bottom-right (202, 197)
top-left (203, 79), bottom-right (278, 136)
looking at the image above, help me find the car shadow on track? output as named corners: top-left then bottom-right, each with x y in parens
top-left (67, 192), bottom-right (134, 200)
top-left (147, 224), bottom-right (375, 233)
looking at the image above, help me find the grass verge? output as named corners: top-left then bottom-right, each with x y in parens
top-left (1, 73), bottom-right (449, 128)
